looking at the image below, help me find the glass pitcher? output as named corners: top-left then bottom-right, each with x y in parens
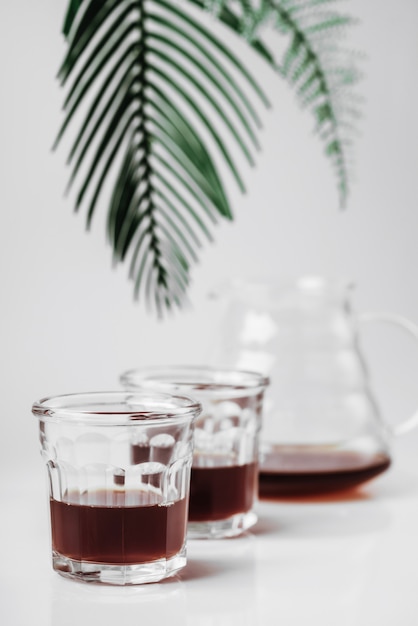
top-left (207, 276), bottom-right (418, 496)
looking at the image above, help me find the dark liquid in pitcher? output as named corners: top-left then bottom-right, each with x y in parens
top-left (189, 462), bottom-right (257, 521)
top-left (259, 447), bottom-right (391, 498)
top-left (50, 490), bottom-right (187, 564)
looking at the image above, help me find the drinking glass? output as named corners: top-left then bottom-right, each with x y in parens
top-left (120, 367), bottom-right (270, 539)
top-left (33, 391), bottom-right (201, 585)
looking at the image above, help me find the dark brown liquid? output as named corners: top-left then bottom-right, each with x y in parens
top-left (189, 462), bottom-right (257, 522)
top-left (259, 448), bottom-right (391, 498)
top-left (50, 491), bottom-right (187, 564)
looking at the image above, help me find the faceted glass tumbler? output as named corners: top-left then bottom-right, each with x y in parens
top-left (33, 391), bottom-right (201, 585)
top-left (120, 367), bottom-right (270, 539)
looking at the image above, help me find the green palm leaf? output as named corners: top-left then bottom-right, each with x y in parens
top-left (56, 0), bottom-right (269, 315)
top-left (191, 0), bottom-right (360, 206)
top-left (57, 0), bottom-right (360, 315)
top-left (270, 0), bottom-right (360, 206)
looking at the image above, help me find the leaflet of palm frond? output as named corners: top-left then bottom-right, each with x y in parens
top-left (148, 87), bottom-right (228, 211)
top-left (187, 0), bottom-right (275, 66)
top-left (267, 0), bottom-right (358, 206)
top-left (107, 144), bottom-right (140, 254)
top-left (149, 116), bottom-right (226, 214)
top-left (62, 0), bottom-right (84, 36)
top-left (60, 0), bottom-right (134, 70)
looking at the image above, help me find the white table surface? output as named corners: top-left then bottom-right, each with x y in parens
top-left (2, 438), bottom-right (418, 626)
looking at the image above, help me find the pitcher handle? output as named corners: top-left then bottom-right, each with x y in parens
top-left (358, 312), bottom-right (418, 436)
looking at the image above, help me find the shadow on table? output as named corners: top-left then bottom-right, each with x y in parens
top-left (252, 486), bottom-right (393, 539)
top-left (181, 532), bottom-right (256, 581)
top-left (178, 557), bottom-right (226, 581)
top-left (50, 572), bottom-right (186, 626)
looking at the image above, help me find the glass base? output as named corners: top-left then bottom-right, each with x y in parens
top-left (187, 510), bottom-right (257, 539)
top-left (52, 548), bottom-right (186, 585)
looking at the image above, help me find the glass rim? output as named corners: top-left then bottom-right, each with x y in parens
top-left (120, 366), bottom-right (270, 398)
top-left (208, 275), bottom-right (355, 299)
top-left (32, 391), bottom-right (202, 425)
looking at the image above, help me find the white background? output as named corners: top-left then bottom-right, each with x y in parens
top-left (1, 0), bottom-right (418, 475)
